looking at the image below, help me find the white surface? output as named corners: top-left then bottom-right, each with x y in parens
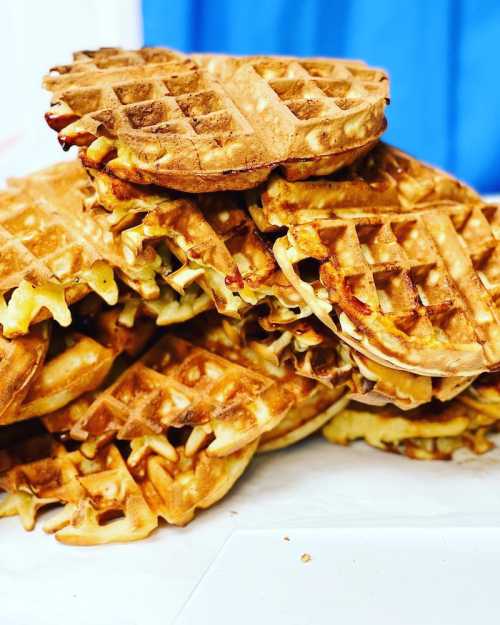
top-left (2, 436), bottom-right (500, 625)
top-left (177, 527), bottom-right (500, 625)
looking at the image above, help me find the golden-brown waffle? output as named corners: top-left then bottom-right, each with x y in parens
top-left (0, 324), bottom-right (49, 425)
top-left (18, 332), bottom-right (114, 424)
top-left (0, 422), bottom-right (257, 538)
top-left (0, 442), bottom-right (158, 544)
top-left (0, 162), bottom-right (125, 337)
top-left (323, 383), bottom-right (500, 460)
top-left (4, 309), bottom-right (154, 427)
top-left (257, 315), bottom-right (473, 409)
top-left (0, 162), bottom-right (216, 336)
top-left (71, 333), bottom-right (294, 456)
top-left (88, 168), bottom-right (302, 318)
top-left (458, 372), bottom-right (500, 417)
top-left (252, 143), bottom-right (481, 230)
top-left (128, 433), bottom-right (257, 526)
top-left (187, 313), bottom-right (350, 450)
top-left (274, 201), bottom-right (500, 377)
top-left (43, 47), bottom-right (389, 192)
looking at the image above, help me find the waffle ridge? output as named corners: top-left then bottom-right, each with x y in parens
top-left (71, 333), bottom-right (294, 456)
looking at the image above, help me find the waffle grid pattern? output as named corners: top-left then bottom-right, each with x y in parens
top-left (0, 186), bottom-right (97, 296)
top-left (280, 202), bottom-right (500, 373)
top-left (72, 334), bottom-right (292, 456)
top-left (44, 47), bottom-right (389, 191)
top-left (0, 443), bottom-right (157, 544)
top-left (225, 56), bottom-right (387, 156)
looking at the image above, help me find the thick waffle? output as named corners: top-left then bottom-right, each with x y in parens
top-left (43, 47), bottom-right (389, 192)
top-left (187, 313), bottom-right (350, 450)
top-left (458, 372), bottom-right (500, 417)
top-left (0, 162), bottom-right (215, 336)
top-left (350, 350), bottom-right (473, 409)
top-left (4, 309), bottom-right (154, 427)
top-left (252, 143), bottom-right (481, 230)
top-left (0, 442), bottom-right (157, 544)
top-left (71, 333), bottom-right (294, 456)
top-left (274, 202), bottom-right (500, 377)
top-left (89, 168), bottom-right (302, 318)
top-left (0, 162), bottom-right (122, 337)
top-left (323, 386), bottom-right (500, 460)
top-left (0, 324), bottom-right (49, 425)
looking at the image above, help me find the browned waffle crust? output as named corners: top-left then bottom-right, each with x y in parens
top-left (274, 201), bottom-right (500, 377)
top-left (43, 47), bottom-right (389, 192)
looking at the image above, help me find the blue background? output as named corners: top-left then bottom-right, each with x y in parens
top-left (143, 0), bottom-right (500, 192)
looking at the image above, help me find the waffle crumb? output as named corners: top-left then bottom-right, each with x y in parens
top-left (301, 553), bottom-right (312, 563)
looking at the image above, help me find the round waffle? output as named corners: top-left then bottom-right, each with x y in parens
top-left (43, 47), bottom-right (389, 192)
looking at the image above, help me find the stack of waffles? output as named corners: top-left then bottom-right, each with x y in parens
top-left (1, 46), bottom-right (499, 545)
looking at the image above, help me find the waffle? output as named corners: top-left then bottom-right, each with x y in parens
top-left (71, 333), bottom-right (294, 456)
top-left (458, 372), bottom-right (500, 417)
top-left (0, 161), bottom-right (217, 336)
top-left (0, 420), bottom-right (257, 537)
top-left (251, 142), bottom-right (481, 231)
top-left (187, 313), bottom-right (350, 450)
top-left (43, 47), bottom-right (389, 192)
top-left (1, 385), bottom-right (257, 538)
top-left (274, 200), bottom-right (500, 377)
top-left (261, 316), bottom-right (473, 409)
top-left (119, 285), bottom-right (213, 326)
top-left (0, 324), bottom-right (49, 425)
top-left (128, 433), bottom-right (257, 526)
top-left (323, 385), bottom-right (500, 460)
top-left (0, 441), bottom-right (158, 544)
top-left (0, 162), bottom-right (121, 337)
top-left (5, 309), bottom-right (154, 427)
top-left (41, 393), bottom-right (95, 435)
top-left (89, 167), bottom-right (302, 318)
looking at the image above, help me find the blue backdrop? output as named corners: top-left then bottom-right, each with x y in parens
top-left (143, 0), bottom-right (500, 192)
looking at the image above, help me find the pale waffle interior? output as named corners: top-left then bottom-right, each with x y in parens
top-left (90, 168), bottom-right (303, 318)
top-left (43, 47), bottom-right (389, 192)
top-left (274, 202), bottom-right (500, 376)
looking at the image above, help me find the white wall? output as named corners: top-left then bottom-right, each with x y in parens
top-left (0, 0), bottom-right (142, 181)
